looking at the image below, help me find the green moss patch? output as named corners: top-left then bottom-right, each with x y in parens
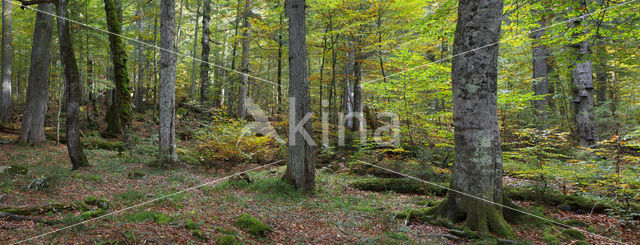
top-left (350, 178), bottom-right (447, 196)
top-left (234, 213), bottom-right (271, 237)
top-left (561, 228), bottom-right (586, 241)
top-left (216, 235), bottom-right (242, 245)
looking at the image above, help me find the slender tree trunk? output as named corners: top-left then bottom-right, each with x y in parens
top-left (191, 3), bottom-right (201, 100)
top-left (19, 3), bottom-right (54, 145)
top-left (435, 0), bottom-right (514, 238)
top-left (0, 0), bottom-right (13, 122)
top-left (134, 4), bottom-right (146, 112)
top-left (594, 37), bottom-right (608, 106)
top-left (531, 12), bottom-right (552, 127)
top-left (104, 0), bottom-right (133, 149)
top-left (284, 0), bottom-right (314, 192)
top-left (200, 0), bottom-right (211, 104)
top-left (159, 0), bottom-right (178, 163)
top-left (237, 0), bottom-right (251, 119)
top-left (570, 5), bottom-right (597, 146)
top-left (352, 51), bottom-right (363, 132)
top-left (55, 0), bottom-right (89, 170)
top-left (276, 11), bottom-right (283, 110)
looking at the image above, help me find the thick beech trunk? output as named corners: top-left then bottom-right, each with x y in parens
top-left (570, 9), bottom-right (597, 146)
top-left (200, 0), bottom-right (211, 104)
top-left (0, 0), bottom-right (12, 122)
top-left (55, 0), bottom-right (89, 170)
top-left (159, 0), bottom-right (178, 163)
top-left (436, 0), bottom-right (514, 238)
top-left (283, 0), bottom-right (314, 192)
top-left (104, 0), bottom-right (133, 149)
top-left (19, 3), bottom-right (54, 145)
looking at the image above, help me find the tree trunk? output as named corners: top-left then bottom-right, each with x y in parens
top-left (237, 0), bottom-right (251, 120)
top-left (352, 55), bottom-right (364, 132)
top-left (19, 3), bottom-right (54, 145)
top-left (284, 0), bottom-right (314, 192)
top-left (436, 0), bottom-right (514, 238)
top-left (200, 0), bottom-right (211, 104)
top-left (570, 6), bottom-right (597, 146)
top-left (594, 38), bottom-right (608, 106)
top-left (276, 11), bottom-right (284, 110)
top-left (0, 0), bottom-right (13, 122)
top-left (104, 0), bottom-right (133, 149)
top-left (55, 0), bottom-right (89, 170)
top-left (531, 12), bottom-right (552, 127)
top-left (134, 4), bottom-right (145, 112)
top-left (159, 0), bottom-right (178, 163)
top-left (190, 3), bottom-right (200, 100)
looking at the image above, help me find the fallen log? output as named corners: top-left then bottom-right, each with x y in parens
top-left (0, 211), bottom-right (57, 225)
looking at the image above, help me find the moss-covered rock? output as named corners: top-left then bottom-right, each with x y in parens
top-left (84, 196), bottom-right (110, 210)
top-left (216, 235), bottom-right (242, 245)
top-left (350, 178), bottom-right (447, 196)
top-left (561, 228), bottom-right (586, 241)
top-left (234, 213), bottom-right (271, 237)
top-left (127, 170), bottom-right (146, 179)
top-left (80, 210), bottom-right (106, 220)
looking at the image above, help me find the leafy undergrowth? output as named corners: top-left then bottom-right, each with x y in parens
top-left (1, 130), bottom-right (639, 244)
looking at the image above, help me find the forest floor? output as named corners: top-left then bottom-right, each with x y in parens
top-left (1, 128), bottom-right (638, 244)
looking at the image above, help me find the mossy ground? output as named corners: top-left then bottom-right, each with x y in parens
top-left (0, 129), bottom-right (637, 244)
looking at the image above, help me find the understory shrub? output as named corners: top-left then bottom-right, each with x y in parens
top-left (196, 119), bottom-right (282, 167)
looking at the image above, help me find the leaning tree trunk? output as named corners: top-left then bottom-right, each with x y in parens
top-left (200, 0), bottom-right (211, 104)
top-left (283, 0), bottom-right (315, 192)
top-left (159, 0), bottom-right (178, 163)
top-left (237, 0), bottom-right (252, 120)
top-left (0, 0), bottom-right (13, 122)
top-left (531, 12), bottom-right (552, 127)
top-left (435, 0), bottom-right (514, 238)
top-left (19, 3), bottom-right (54, 145)
top-left (570, 6), bottom-right (597, 146)
top-left (55, 0), bottom-right (89, 170)
top-left (104, 0), bottom-right (133, 149)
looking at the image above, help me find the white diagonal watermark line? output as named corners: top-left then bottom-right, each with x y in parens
top-left (362, 0), bottom-right (638, 86)
top-left (355, 160), bottom-right (627, 244)
top-left (10, 160), bottom-right (282, 245)
top-left (8, 0), bottom-right (282, 88)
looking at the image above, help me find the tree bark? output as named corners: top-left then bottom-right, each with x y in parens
top-left (570, 6), bottom-right (597, 146)
top-left (134, 3), bottom-right (145, 112)
top-left (531, 12), bottom-right (552, 127)
top-left (159, 0), bottom-right (178, 163)
top-left (435, 0), bottom-right (514, 238)
top-left (276, 11), bottom-right (283, 109)
top-left (55, 0), bottom-right (89, 170)
top-left (200, 0), bottom-right (211, 104)
top-left (0, 0), bottom-right (13, 122)
top-left (190, 3), bottom-right (200, 100)
top-left (19, 3), bottom-right (54, 145)
top-left (237, 0), bottom-right (251, 120)
top-left (104, 0), bottom-right (133, 149)
top-left (283, 0), bottom-right (314, 192)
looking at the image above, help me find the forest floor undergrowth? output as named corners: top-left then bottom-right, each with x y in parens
top-left (1, 130), bottom-right (638, 244)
